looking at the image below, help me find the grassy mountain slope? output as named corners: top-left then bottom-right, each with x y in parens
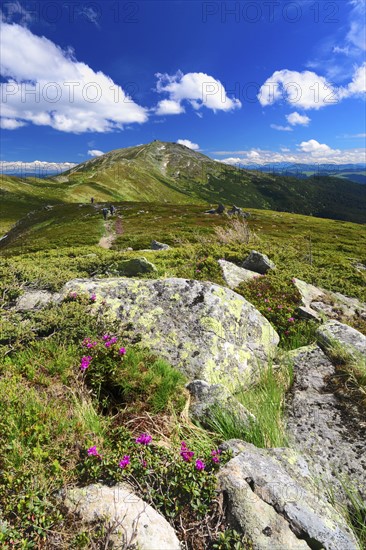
top-left (1, 142), bottom-right (365, 231)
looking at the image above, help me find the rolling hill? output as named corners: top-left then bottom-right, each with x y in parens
top-left (1, 141), bottom-right (365, 232)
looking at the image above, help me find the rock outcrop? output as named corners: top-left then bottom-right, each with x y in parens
top-left (218, 259), bottom-right (258, 289)
top-left (61, 277), bottom-right (279, 388)
top-left (293, 278), bottom-right (366, 322)
top-left (241, 251), bottom-right (276, 274)
top-left (151, 240), bottom-right (170, 250)
top-left (116, 257), bottom-right (157, 276)
top-left (61, 483), bottom-right (180, 550)
top-left (286, 345), bottom-right (366, 502)
top-left (316, 320), bottom-right (366, 357)
top-left (218, 440), bottom-right (360, 550)
top-left (15, 290), bottom-right (60, 311)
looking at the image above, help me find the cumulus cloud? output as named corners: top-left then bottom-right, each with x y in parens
top-left (88, 149), bottom-right (104, 157)
top-left (155, 99), bottom-right (185, 115)
top-left (270, 124), bottom-right (292, 131)
top-left (339, 62), bottom-right (366, 98)
top-left (258, 69), bottom-right (337, 110)
top-left (177, 139), bottom-right (200, 150)
top-left (0, 117), bottom-right (26, 129)
top-left (0, 21), bottom-right (148, 133)
top-left (286, 112), bottom-right (311, 126)
top-left (155, 70), bottom-right (241, 114)
top-left (0, 160), bottom-right (77, 175)
top-left (214, 141), bottom-right (365, 165)
top-left (259, 64), bottom-right (365, 110)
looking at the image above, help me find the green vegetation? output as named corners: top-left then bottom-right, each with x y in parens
top-left (205, 361), bottom-right (293, 448)
top-left (0, 154), bottom-right (365, 547)
top-left (1, 141), bottom-right (365, 227)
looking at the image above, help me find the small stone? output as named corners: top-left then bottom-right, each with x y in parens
top-left (241, 250), bottom-right (276, 274)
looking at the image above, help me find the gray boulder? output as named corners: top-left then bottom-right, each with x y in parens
top-left (227, 205), bottom-right (250, 218)
top-left (293, 278), bottom-right (366, 322)
top-left (15, 290), bottom-right (60, 311)
top-left (287, 344), bottom-right (366, 502)
top-left (151, 240), bottom-right (170, 251)
top-left (61, 483), bottom-right (180, 550)
top-left (218, 259), bottom-right (258, 289)
top-left (116, 257), bottom-right (157, 276)
top-left (186, 380), bottom-right (255, 430)
top-left (218, 441), bottom-right (360, 550)
top-left (61, 278), bottom-right (279, 388)
top-left (242, 251), bottom-right (276, 274)
top-left (317, 320), bottom-right (366, 356)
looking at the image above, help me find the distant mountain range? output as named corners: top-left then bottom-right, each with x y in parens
top-left (1, 141), bottom-right (365, 224)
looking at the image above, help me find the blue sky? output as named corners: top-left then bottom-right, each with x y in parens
top-left (0, 0), bottom-right (365, 174)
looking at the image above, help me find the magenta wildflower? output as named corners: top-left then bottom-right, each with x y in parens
top-left (109, 336), bottom-right (118, 344)
top-left (87, 445), bottom-right (99, 457)
top-left (211, 449), bottom-right (221, 463)
top-left (102, 334), bottom-right (110, 341)
top-left (288, 317), bottom-right (295, 323)
top-left (90, 293), bottom-right (96, 302)
top-left (119, 347), bottom-right (126, 356)
top-left (264, 298), bottom-right (269, 303)
top-left (80, 355), bottom-right (92, 371)
top-left (119, 455), bottom-right (130, 469)
top-left (69, 291), bottom-right (78, 300)
top-left (267, 307), bottom-right (272, 311)
top-left (195, 459), bottom-right (205, 471)
top-left (135, 433), bottom-right (152, 445)
top-left (141, 459), bottom-right (147, 468)
top-left (180, 441), bottom-right (194, 462)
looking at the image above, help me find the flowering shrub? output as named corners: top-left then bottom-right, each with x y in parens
top-left (80, 431), bottom-right (232, 521)
top-left (78, 336), bottom-right (187, 413)
top-left (236, 274), bottom-right (317, 348)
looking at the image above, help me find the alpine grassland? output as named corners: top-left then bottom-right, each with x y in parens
top-left (1, 149), bottom-right (365, 548)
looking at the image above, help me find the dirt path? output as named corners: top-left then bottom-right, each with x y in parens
top-left (98, 219), bottom-right (117, 249)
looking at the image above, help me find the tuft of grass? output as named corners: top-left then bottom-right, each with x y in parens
top-left (322, 340), bottom-right (366, 405)
top-left (205, 360), bottom-right (293, 448)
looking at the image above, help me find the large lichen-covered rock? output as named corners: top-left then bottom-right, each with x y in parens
top-left (186, 380), bottom-right (255, 430)
top-left (61, 278), bottom-right (279, 388)
top-left (286, 344), bottom-right (366, 503)
top-left (317, 320), bottom-right (366, 356)
top-left (218, 259), bottom-right (258, 289)
top-left (61, 483), bottom-right (180, 550)
top-left (218, 441), bottom-right (360, 550)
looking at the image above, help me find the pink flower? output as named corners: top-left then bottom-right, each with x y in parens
top-left (195, 459), bottom-right (205, 471)
top-left (180, 441), bottom-right (194, 462)
top-left (87, 445), bottom-right (99, 456)
top-left (211, 449), bottom-right (221, 463)
top-left (80, 355), bottom-right (92, 370)
top-left (141, 459), bottom-right (147, 468)
top-left (264, 298), bottom-right (269, 303)
top-left (90, 293), bottom-right (96, 302)
top-left (119, 455), bottom-right (130, 469)
top-left (135, 433), bottom-right (152, 445)
top-left (102, 334), bottom-right (110, 341)
top-left (119, 347), bottom-right (126, 355)
top-left (69, 291), bottom-right (78, 300)
top-left (267, 307), bottom-right (272, 311)
top-left (288, 317), bottom-right (295, 323)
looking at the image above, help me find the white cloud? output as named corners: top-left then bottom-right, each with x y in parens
top-left (155, 70), bottom-right (241, 114)
top-left (0, 1), bottom-right (33, 25)
top-left (346, 0), bottom-right (366, 51)
top-left (214, 142), bottom-right (365, 165)
top-left (0, 160), bottom-right (77, 175)
top-left (299, 139), bottom-right (335, 155)
top-left (0, 22), bottom-right (148, 133)
top-left (258, 69), bottom-right (337, 110)
top-left (155, 99), bottom-right (185, 115)
top-left (270, 124), bottom-right (292, 131)
top-left (259, 64), bottom-right (366, 110)
top-left (286, 112), bottom-right (311, 126)
top-left (0, 117), bottom-right (26, 129)
top-left (88, 149), bottom-right (104, 157)
top-left (177, 139), bottom-right (200, 150)
top-left (339, 62), bottom-right (366, 98)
